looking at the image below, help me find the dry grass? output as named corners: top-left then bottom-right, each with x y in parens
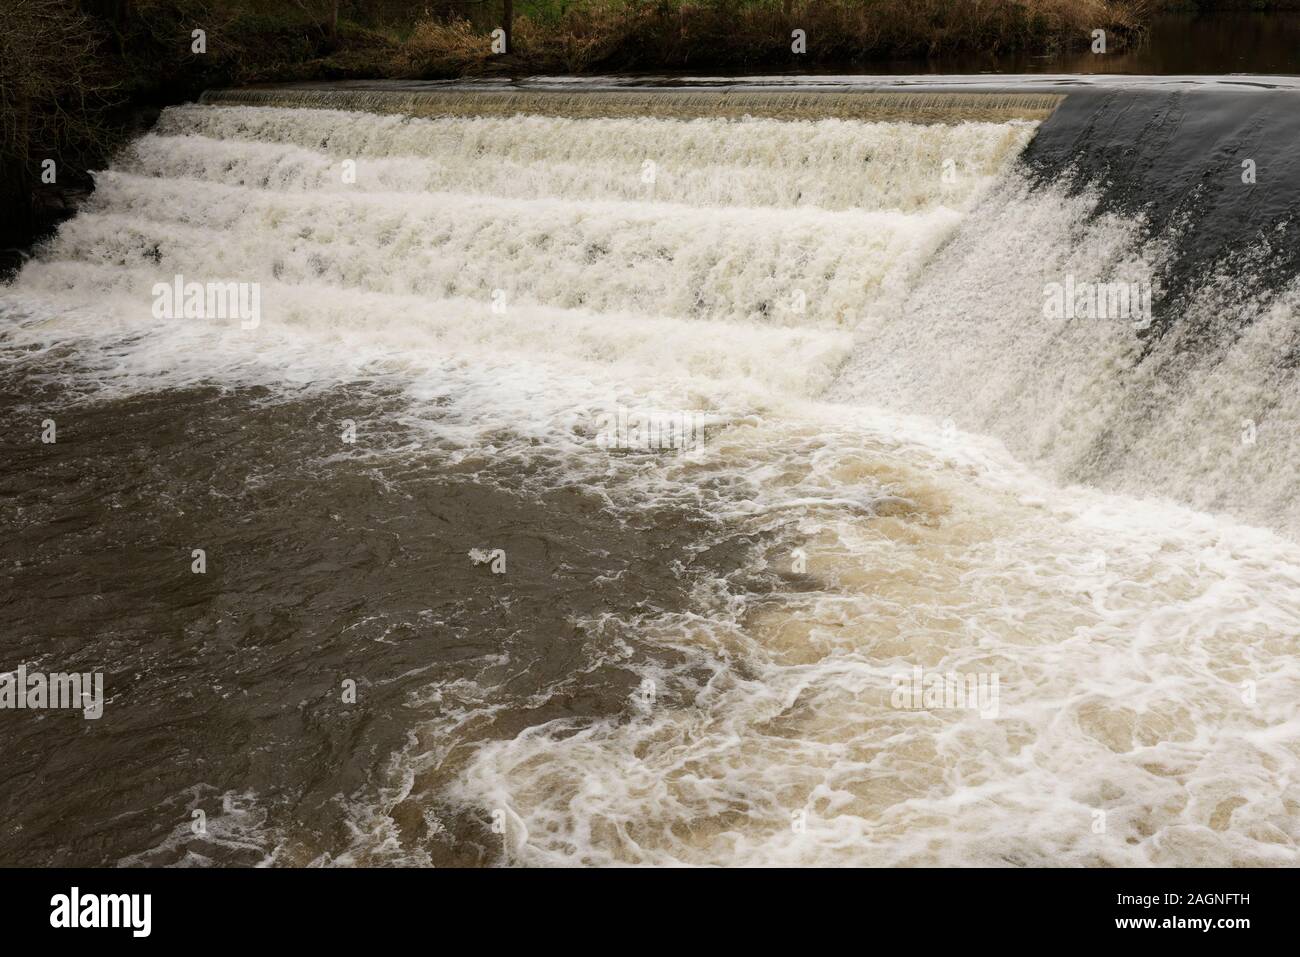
top-left (392, 19), bottom-right (491, 77)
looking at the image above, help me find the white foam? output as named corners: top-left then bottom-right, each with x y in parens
top-left (446, 412), bottom-right (1300, 865)
top-left (832, 171), bottom-right (1300, 537)
top-left (147, 106), bottom-right (1034, 212)
top-left (5, 101), bottom-right (1298, 868)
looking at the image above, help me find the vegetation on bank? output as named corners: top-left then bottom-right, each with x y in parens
top-left (394, 0), bottom-right (1158, 77)
top-left (0, 0), bottom-right (1202, 270)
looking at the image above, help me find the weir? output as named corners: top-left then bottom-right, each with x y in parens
top-left (829, 81), bottom-right (1300, 536)
top-left (1021, 87), bottom-right (1300, 341)
top-left (200, 86), bottom-right (1065, 123)
top-left (5, 75), bottom-right (1300, 869)
top-left (195, 77), bottom-right (1300, 536)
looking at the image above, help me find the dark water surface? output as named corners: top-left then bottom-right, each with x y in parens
top-left (840, 13), bottom-right (1300, 76)
top-left (0, 367), bottom-right (756, 866)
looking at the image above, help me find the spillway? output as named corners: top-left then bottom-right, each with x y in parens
top-left (1, 80), bottom-right (1298, 867)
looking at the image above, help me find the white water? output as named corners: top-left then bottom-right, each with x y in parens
top-left (4, 101), bottom-right (1299, 867)
top-left (831, 174), bottom-right (1300, 539)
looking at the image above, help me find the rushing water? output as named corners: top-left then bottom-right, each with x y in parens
top-left (2, 84), bottom-right (1299, 867)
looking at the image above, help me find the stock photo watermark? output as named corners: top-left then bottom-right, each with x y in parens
top-left (0, 665), bottom-right (103, 719)
top-left (1043, 276), bottom-right (1152, 329)
top-left (151, 274), bottom-right (261, 329)
top-left (593, 407), bottom-right (707, 455)
top-left (890, 667), bottom-right (1000, 719)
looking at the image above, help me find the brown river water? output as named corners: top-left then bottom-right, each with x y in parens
top-left (3, 79), bottom-right (1299, 867)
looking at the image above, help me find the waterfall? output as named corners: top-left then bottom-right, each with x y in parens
top-left (3, 84), bottom-right (1297, 867)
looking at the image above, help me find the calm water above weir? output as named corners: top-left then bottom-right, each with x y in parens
top-left (821, 12), bottom-right (1300, 76)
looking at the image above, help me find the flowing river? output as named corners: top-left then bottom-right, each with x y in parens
top-left (2, 79), bottom-right (1298, 867)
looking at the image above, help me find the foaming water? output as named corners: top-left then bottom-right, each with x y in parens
top-left (148, 106), bottom-right (1034, 212)
top-left (2, 90), bottom-right (1298, 868)
top-left (831, 172), bottom-right (1300, 538)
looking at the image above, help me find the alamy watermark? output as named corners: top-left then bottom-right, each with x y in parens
top-left (1, 665), bottom-right (103, 719)
top-left (890, 666), bottom-right (999, 719)
top-left (50, 887), bottom-right (150, 937)
top-left (594, 406), bottom-right (707, 454)
top-left (151, 274), bottom-right (261, 329)
top-left (1043, 275), bottom-right (1152, 330)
